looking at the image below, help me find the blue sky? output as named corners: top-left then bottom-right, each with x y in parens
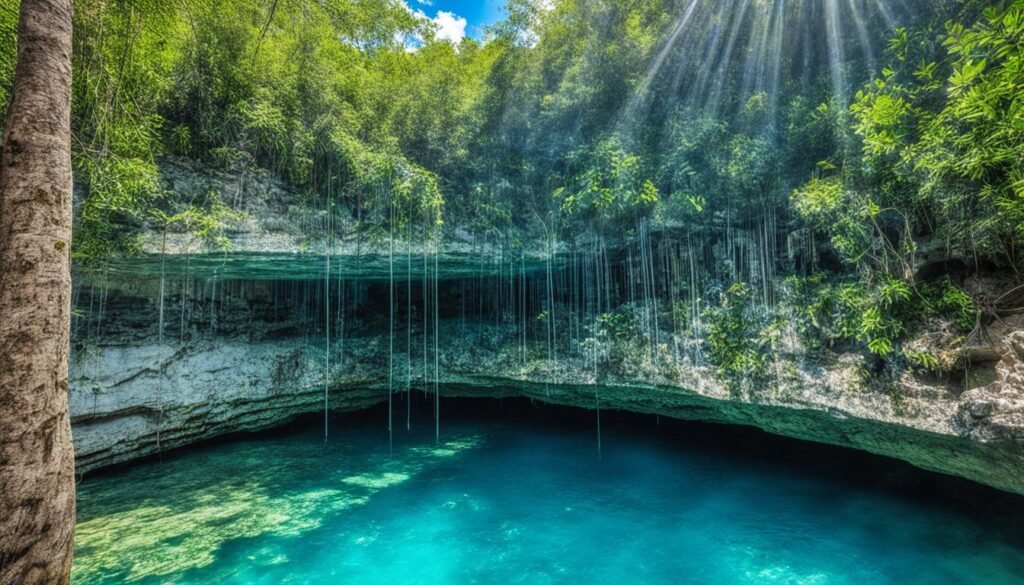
top-left (407, 0), bottom-right (507, 41)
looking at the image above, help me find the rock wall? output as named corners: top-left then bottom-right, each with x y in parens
top-left (68, 273), bottom-right (1024, 496)
top-left (66, 159), bottom-right (1024, 494)
top-left (957, 331), bottom-right (1024, 444)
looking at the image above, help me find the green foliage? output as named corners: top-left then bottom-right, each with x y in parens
top-left (595, 311), bottom-right (635, 343)
top-left (904, 349), bottom-right (940, 370)
top-left (920, 277), bottom-right (979, 332)
top-left (848, 0), bottom-right (1024, 266)
top-left (5, 0), bottom-right (451, 261)
top-left (792, 174), bottom-right (918, 278)
top-left (792, 177), bottom-right (871, 262)
top-left (703, 283), bottom-right (769, 386)
top-left (779, 4), bottom-right (1022, 370)
top-left (151, 190), bottom-right (245, 252)
top-left (782, 276), bottom-right (903, 357)
top-left (74, 156), bottom-right (162, 263)
top-left (580, 309), bottom-right (643, 370)
top-left (0, 0), bottom-right (17, 123)
top-left (656, 109), bottom-right (787, 229)
top-left (783, 273), bottom-right (978, 360)
top-left (0, 0), bottom-right (1018, 340)
top-left (335, 133), bottom-right (444, 241)
top-left (555, 137), bottom-right (659, 231)
top-left (671, 299), bottom-right (695, 333)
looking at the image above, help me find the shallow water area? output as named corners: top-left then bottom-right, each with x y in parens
top-left (72, 404), bottom-right (1024, 585)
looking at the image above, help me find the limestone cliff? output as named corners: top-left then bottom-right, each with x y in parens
top-left (67, 159), bottom-right (1024, 496)
top-left (68, 273), bottom-right (1024, 495)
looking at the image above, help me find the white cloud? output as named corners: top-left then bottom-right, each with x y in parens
top-left (398, 2), bottom-right (468, 49)
top-left (431, 11), bottom-right (467, 44)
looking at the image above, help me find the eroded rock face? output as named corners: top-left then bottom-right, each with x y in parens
top-left (71, 340), bottom-right (381, 472)
top-left (65, 170), bottom-right (1024, 493)
top-left (67, 272), bottom-right (1024, 496)
top-left (86, 157), bottom-right (556, 282)
top-left (958, 332), bottom-right (1024, 444)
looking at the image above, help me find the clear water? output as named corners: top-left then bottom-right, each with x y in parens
top-left (73, 406), bottom-right (1024, 585)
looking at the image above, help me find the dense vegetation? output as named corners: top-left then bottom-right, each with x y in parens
top-left (2, 0), bottom-right (1022, 389)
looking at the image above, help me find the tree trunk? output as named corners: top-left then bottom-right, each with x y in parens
top-left (0, 0), bottom-right (76, 583)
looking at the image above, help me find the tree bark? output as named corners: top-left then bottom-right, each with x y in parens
top-left (0, 0), bottom-right (76, 583)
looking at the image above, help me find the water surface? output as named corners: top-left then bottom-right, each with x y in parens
top-left (73, 404), bottom-right (1024, 584)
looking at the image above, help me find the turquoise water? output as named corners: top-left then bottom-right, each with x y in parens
top-left (73, 406), bottom-right (1024, 585)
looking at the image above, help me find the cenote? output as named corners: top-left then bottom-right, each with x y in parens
top-left (72, 402), bottom-right (1024, 585)
top-left (4, 0), bottom-right (1024, 582)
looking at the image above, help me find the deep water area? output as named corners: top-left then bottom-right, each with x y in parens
top-left (72, 400), bottom-right (1024, 585)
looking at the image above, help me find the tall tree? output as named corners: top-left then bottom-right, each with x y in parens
top-left (0, 0), bottom-right (77, 583)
